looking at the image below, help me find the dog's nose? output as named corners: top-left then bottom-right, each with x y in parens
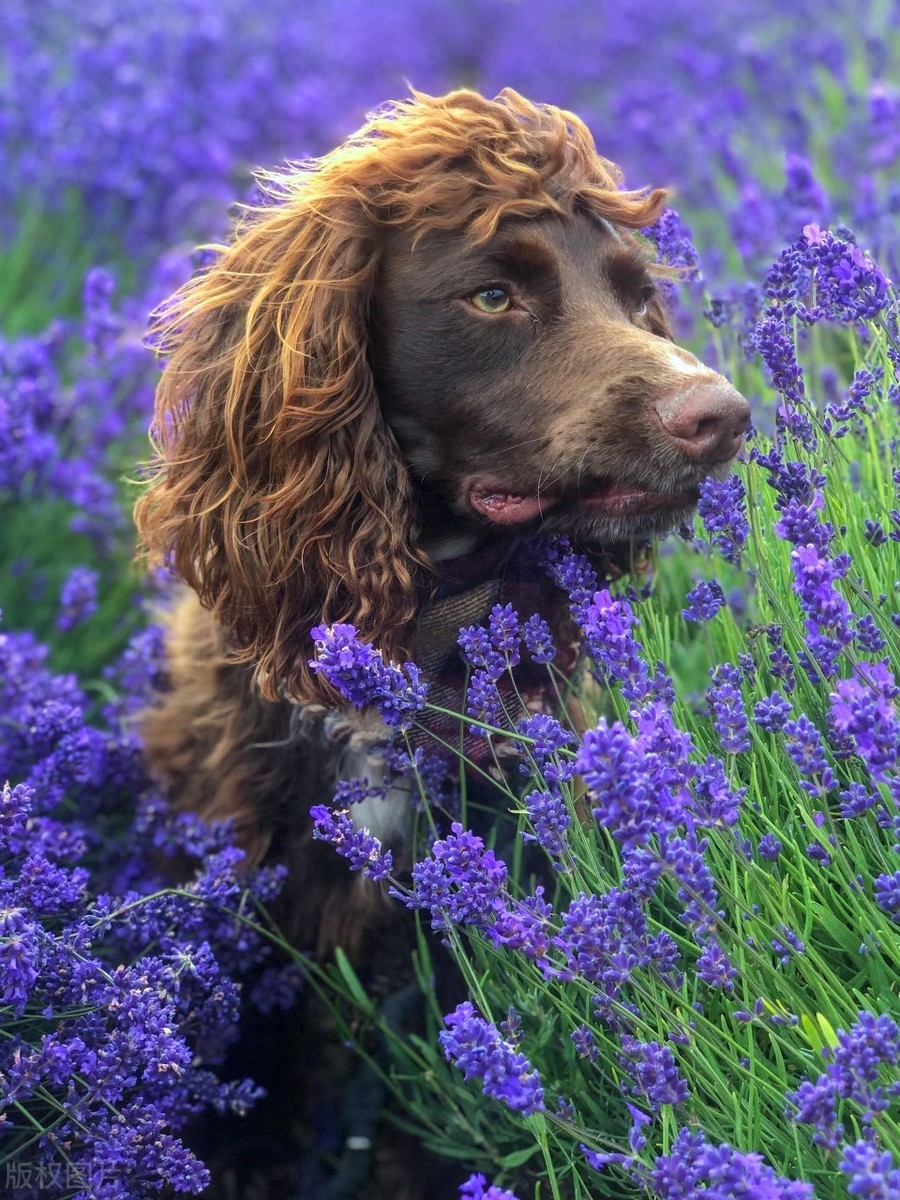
top-left (655, 379), bottom-right (751, 465)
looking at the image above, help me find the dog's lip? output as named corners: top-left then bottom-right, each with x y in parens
top-left (575, 479), bottom-right (701, 515)
top-left (468, 483), bottom-right (559, 525)
top-left (468, 478), bottom-right (700, 525)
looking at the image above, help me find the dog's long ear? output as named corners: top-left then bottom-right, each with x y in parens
top-left (135, 193), bottom-right (430, 704)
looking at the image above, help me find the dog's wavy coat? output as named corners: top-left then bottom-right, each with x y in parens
top-left (136, 88), bottom-right (749, 955)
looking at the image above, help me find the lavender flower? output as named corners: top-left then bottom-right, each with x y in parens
top-left (682, 579), bottom-right (726, 622)
top-left (873, 872), bottom-right (900, 921)
top-left (459, 1172), bottom-right (522, 1200)
top-left (787, 1012), bottom-right (900, 1147)
top-left (696, 939), bottom-right (739, 991)
top-left (706, 663), bottom-right (751, 753)
top-left (571, 1024), bottom-right (598, 1060)
top-left (56, 565), bottom-right (100, 631)
top-left (310, 623), bottom-right (427, 727)
top-left (758, 833), bottom-right (783, 859)
top-left (619, 1036), bottom-right (689, 1109)
top-left (520, 614), bottom-right (556, 663)
top-left (576, 718), bottom-right (686, 848)
top-left (753, 691), bottom-right (792, 733)
top-left (309, 804), bottom-right (394, 880)
top-left (581, 588), bottom-right (653, 701)
top-left (522, 789), bottom-right (570, 858)
top-left (698, 475), bottom-right (750, 565)
top-left (648, 1128), bottom-right (813, 1199)
top-left (643, 207), bottom-right (701, 278)
top-left (839, 1140), bottom-right (900, 1198)
top-left (440, 1003), bottom-right (545, 1115)
top-left (782, 714), bottom-right (837, 793)
top-left (829, 667), bottom-right (900, 783)
top-left (398, 824), bottom-right (508, 932)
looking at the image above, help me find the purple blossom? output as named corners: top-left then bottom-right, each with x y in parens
top-left (753, 691), bottom-right (792, 733)
top-left (783, 714), bottom-right (837, 793)
top-left (752, 310), bottom-right (807, 417)
top-left (581, 588), bottom-right (653, 702)
top-left (771, 924), bottom-right (805, 966)
top-left (618, 1036), bottom-right (689, 1109)
top-left (873, 872), bottom-right (900, 921)
top-left (571, 1024), bottom-right (598, 1060)
top-left (515, 712), bottom-right (577, 769)
top-left (459, 1172), bottom-right (522, 1200)
top-left (310, 623), bottom-right (427, 728)
top-left (682, 579), bottom-right (726, 622)
top-left (398, 824), bottom-right (507, 932)
top-left (839, 1140), bottom-right (900, 1198)
top-left (648, 1128), bottom-right (813, 1199)
top-left (440, 1002), bottom-right (545, 1114)
top-left (522, 789), bottom-right (570, 858)
top-left (706, 663), bottom-right (751, 753)
top-left (698, 475), bottom-right (750, 565)
top-left (309, 804), bottom-right (394, 880)
top-left (520, 614), bottom-right (556, 663)
top-left (661, 829), bottom-right (722, 934)
top-left (787, 1012), bottom-right (900, 1146)
top-left (488, 889), bottom-right (555, 969)
top-left (829, 668), bottom-right (900, 783)
top-left (696, 939), bottom-right (739, 991)
top-left (56, 565), bottom-right (100, 631)
top-left (488, 603), bottom-right (522, 662)
top-left (554, 889), bottom-right (647, 992)
top-left (576, 717), bottom-right (686, 848)
top-left (757, 833), bottom-right (783, 860)
top-left (643, 207), bottom-right (701, 279)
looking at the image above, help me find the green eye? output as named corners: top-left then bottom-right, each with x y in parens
top-left (470, 287), bottom-right (512, 314)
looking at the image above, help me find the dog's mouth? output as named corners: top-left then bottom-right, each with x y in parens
top-left (468, 478), bottom-right (701, 526)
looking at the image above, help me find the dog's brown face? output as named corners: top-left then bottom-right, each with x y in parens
top-left (371, 210), bottom-right (750, 552)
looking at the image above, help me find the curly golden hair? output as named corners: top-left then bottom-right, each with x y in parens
top-left (134, 87), bottom-right (667, 704)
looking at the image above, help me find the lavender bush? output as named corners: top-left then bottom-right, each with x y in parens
top-left (3, 2), bottom-right (900, 1198)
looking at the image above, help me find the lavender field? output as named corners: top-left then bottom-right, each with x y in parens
top-left (2, 2), bottom-right (900, 1198)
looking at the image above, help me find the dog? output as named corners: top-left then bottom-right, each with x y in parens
top-left (135, 86), bottom-right (748, 1196)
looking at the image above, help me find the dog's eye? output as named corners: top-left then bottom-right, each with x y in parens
top-left (635, 283), bottom-right (656, 316)
top-left (470, 287), bottom-right (512, 314)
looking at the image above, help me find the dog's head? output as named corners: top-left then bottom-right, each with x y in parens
top-left (136, 88), bottom-right (748, 704)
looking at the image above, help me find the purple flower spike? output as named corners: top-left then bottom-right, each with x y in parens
top-left (398, 824), bottom-right (508, 932)
top-left (310, 623), bottom-right (427, 727)
top-left (310, 805), bottom-right (394, 881)
top-left (683, 580), bottom-right (726, 622)
top-left (440, 1002), bottom-right (544, 1115)
top-left (698, 475), bottom-right (750, 565)
top-left (460, 1172), bottom-right (522, 1200)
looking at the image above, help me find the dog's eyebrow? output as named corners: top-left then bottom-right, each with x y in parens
top-left (603, 242), bottom-right (657, 293)
top-left (476, 236), bottom-right (560, 282)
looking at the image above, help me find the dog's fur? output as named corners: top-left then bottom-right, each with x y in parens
top-left (136, 86), bottom-right (748, 951)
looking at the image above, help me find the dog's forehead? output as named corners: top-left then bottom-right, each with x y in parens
top-left (381, 209), bottom-right (630, 275)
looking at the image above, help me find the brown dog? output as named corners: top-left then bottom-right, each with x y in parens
top-left (136, 86), bottom-right (748, 951)
top-left (135, 86), bottom-right (748, 1198)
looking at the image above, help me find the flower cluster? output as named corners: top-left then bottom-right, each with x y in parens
top-left (439, 1003), bottom-right (545, 1115)
top-left (310, 623), bottom-right (427, 727)
top-left (786, 1012), bottom-right (900, 1151)
top-left (309, 804), bottom-right (394, 880)
top-left (0, 621), bottom-right (280, 1196)
top-left (398, 824), bottom-right (508, 932)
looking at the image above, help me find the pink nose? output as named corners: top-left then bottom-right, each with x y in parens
top-left (655, 379), bottom-right (751, 465)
